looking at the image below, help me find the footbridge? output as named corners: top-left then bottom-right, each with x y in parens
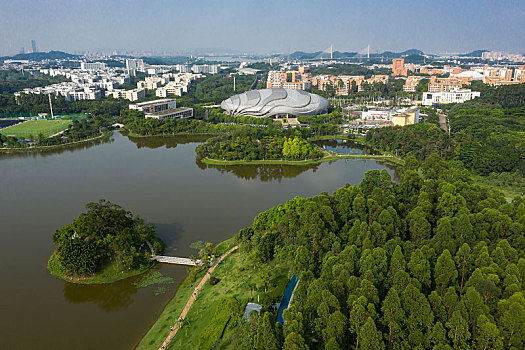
top-left (151, 255), bottom-right (203, 266)
top-left (146, 241), bottom-right (203, 266)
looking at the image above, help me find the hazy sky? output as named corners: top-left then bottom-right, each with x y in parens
top-left (1, 0), bottom-right (524, 56)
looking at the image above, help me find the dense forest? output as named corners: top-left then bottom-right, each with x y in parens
top-left (365, 84), bottom-right (525, 195)
top-left (48, 200), bottom-right (164, 278)
top-left (196, 135), bottom-right (323, 161)
top-left (218, 154), bottom-right (525, 349)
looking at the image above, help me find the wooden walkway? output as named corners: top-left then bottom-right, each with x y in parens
top-left (159, 245), bottom-right (239, 350)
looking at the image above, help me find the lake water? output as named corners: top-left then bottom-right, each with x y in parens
top-left (313, 139), bottom-right (379, 155)
top-left (0, 132), bottom-right (397, 349)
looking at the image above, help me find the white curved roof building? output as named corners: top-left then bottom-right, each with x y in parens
top-left (221, 88), bottom-right (329, 118)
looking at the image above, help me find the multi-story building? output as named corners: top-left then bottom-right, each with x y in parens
top-left (80, 62), bottom-right (107, 71)
top-left (107, 88), bottom-right (145, 101)
top-left (422, 89), bottom-right (480, 106)
top-left (125, 59), bottom-right (145, 71)
top-left (403, 76), bottom-right (423, 92)
top-left (392, 59), bottom-right (408, 76)
top-left (129, 98), bottom-right (177, 113)
top-left (427, 76), bottom-right (471, 92)
top-left (144, 107), bottom-right (193, 120)
top-left (482, 51), bottom-right (503, 60)
top-left (191, 64), bottom-right (220, 74)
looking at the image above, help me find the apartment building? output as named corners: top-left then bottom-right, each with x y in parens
top-left (392, 59), bottom-right (408, 77)
top-left (80, 62), bottom-right (107, 71)
top-left (427, 76), bottom-right (471, 92)
top-left (403, 76), bottom-right (423, 92)
top-left (107, 88), bottom-right (145, 101)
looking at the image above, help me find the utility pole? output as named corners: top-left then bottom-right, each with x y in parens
top-left (48, 94), bottom-right (54, 119)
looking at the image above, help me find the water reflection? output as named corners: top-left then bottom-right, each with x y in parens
top-left (0, 135), bottom-right (114, 159)
top-left (313, 139), bottom-right (379, 155)
top-left (127, 134), bottom-right (211, 149)
top-left (63, 278), bottom-right (138, 312)
top-left (154, 222), bottom-right (185, 255)
top-left (197, 161), bottom-right (325, 182)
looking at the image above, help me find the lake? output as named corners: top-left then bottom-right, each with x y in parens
top-left (0, 132), bottom-right (397, 349)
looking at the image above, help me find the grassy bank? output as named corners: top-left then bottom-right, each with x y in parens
top-left (136, 237), bottom-right (290, 350)
top-left (202, 153), bottom-right (404, 167)
top-left (47, 251), bottom-right (155, 285)
top-left (126, 131), bottom-right (217, 138)
top-left (0, 132), bottom-right (112, 152)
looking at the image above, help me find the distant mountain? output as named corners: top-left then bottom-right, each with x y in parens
top-left (459, 50), bottom-right (489, 57)
top-left (1, 51), bottom-right (79, 62)
top-left (288, 51), bottom-right (357, 60)
top-left (379, 49), bottom-right (424, 58)
top-left (284, 49), bottom-right (424, 60)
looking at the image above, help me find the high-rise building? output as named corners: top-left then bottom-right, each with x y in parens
top-left (392, 59), bottom-right (408, 76)
top-left (125, 59), bottom-right (145, 71)
top-left (31, 40), bottom-right (37, 53)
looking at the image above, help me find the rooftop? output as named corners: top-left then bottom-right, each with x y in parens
top-left (147, 107), bottom-right (192, 116)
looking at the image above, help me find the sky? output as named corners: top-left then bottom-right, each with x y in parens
top-left (0, 0), bottom-right (524, 56)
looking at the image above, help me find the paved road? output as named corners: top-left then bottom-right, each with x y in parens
top-left (159, 245), bottom-right (239, 350)
top-left (438, 113), bottom-right (447, 132)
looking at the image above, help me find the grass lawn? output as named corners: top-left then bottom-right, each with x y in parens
top-left (137, 237), bottom-right (291, 350)
top-left (0, 120), bottom-right (71, 138)
top-left (47, 251), bottom-right (155, 285)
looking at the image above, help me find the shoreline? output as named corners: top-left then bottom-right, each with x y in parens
top-left (135, 237), bottom-right (238, 349)
top-left (201, 153), bottom-right (404, 167)
top-left (126, 131), bottom-right (218, 138)
top-left (47, 251), bottom-right (156, 285)
top-left (0, 132), bottom-right (112, 153)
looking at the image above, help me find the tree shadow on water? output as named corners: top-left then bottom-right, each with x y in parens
top-left (154, 222), bottom-right (185, 255)
top-left (62, 279), bottom-right (137, 312)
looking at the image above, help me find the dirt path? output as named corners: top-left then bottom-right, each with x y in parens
top-left (159, 245), bottom-right (239, 350)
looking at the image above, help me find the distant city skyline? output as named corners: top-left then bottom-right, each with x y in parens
top-left (1, 0), bottom-right (524, 57)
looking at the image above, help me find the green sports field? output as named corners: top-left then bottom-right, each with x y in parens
top-left (0, 120), bottom-right (71, 139)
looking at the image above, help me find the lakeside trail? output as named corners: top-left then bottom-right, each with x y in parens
top-left (159, 245), bottom-right (239, 350)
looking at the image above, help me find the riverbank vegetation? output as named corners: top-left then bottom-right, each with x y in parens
top-left (217, 156), bottom-right (525, 349)
top-left (48, 200), bottom-right (165, 284)
top-left (136, 237), bottom-right (290, 350)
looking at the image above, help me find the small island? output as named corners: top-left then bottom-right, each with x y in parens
top-left (196, 134), bottom-right (324, 164)
top-left (47, 200), bottom-right (165, 284)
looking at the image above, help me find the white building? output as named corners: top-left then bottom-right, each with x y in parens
top-left (80, 62), bottom-right (107, 71)
top-left (125, 59), bottom-right (145, 71)
top-left (362, 110), bottom-right (392, 121)
top-left (191, 64), bottom-right (220, 74)
top-left (107, 88), bottom-right (145, 101)
top-left (422, 89), bottom-right (480, 106)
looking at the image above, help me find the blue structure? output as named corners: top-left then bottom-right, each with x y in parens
top-left (276, 274), bottom-right (298, 324)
